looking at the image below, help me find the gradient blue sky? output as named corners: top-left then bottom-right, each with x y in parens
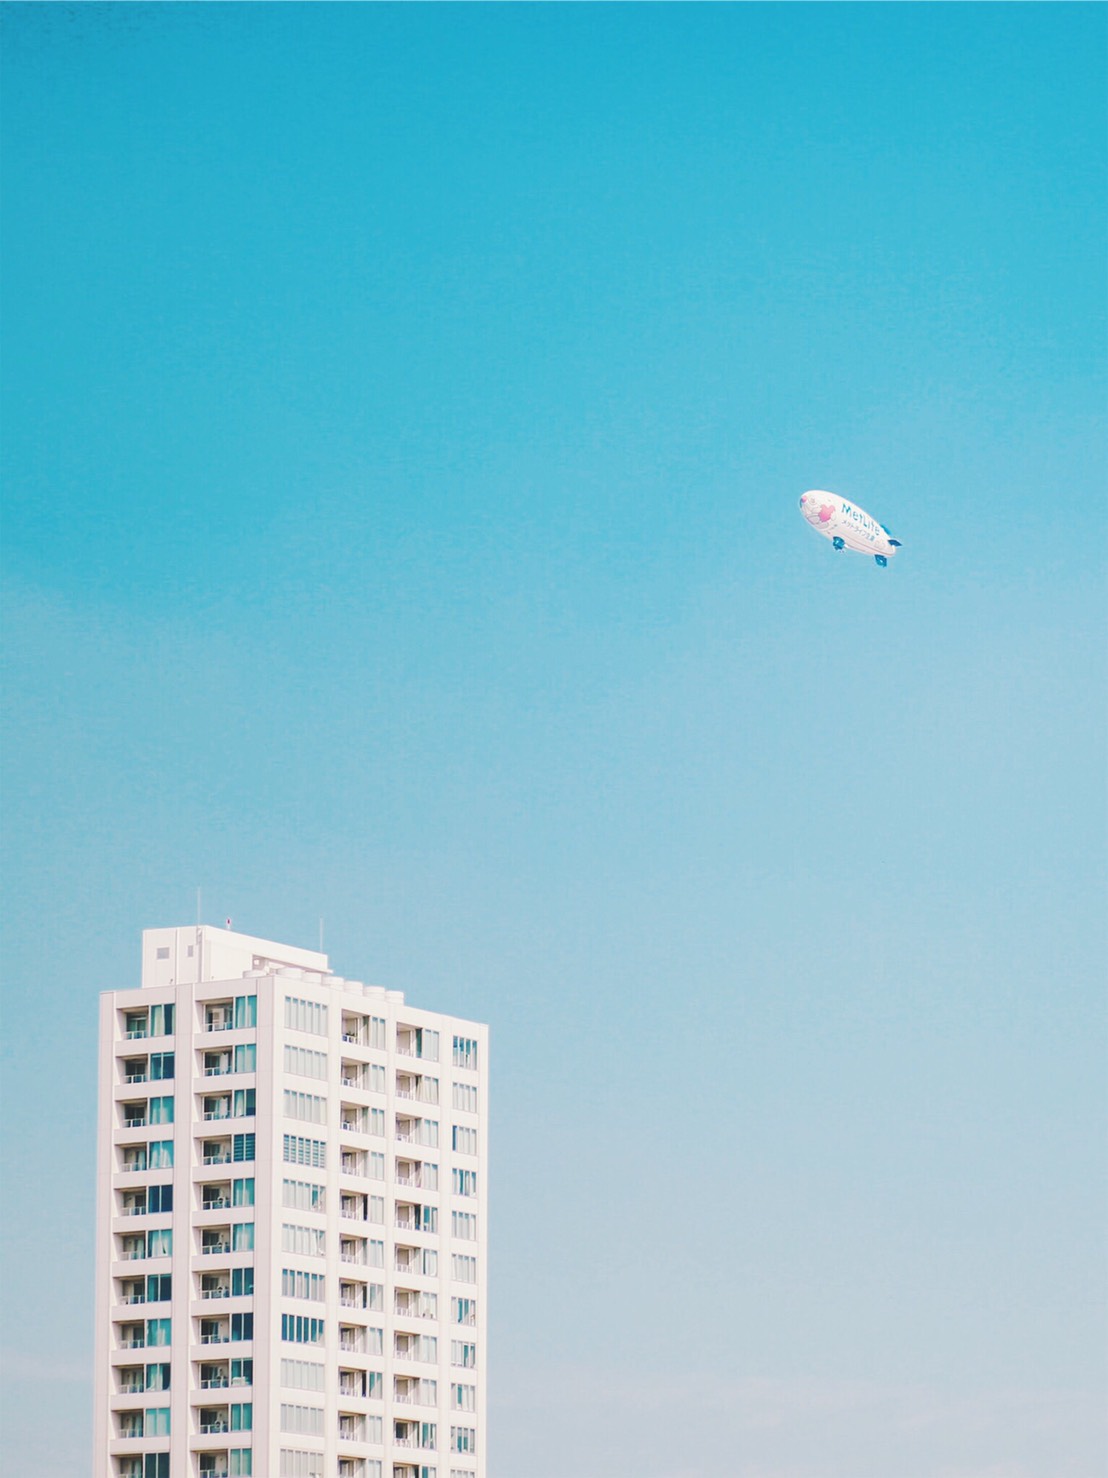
top-left (2, 6), bottom-right (1105, 1476)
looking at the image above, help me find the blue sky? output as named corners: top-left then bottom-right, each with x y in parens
top-left (2, 5), bottom-right (1105, 1476)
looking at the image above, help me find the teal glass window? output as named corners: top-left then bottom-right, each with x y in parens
top-left (234, 995), bottom-right (257, 1029)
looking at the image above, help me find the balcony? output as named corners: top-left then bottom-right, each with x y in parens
top-left (200, 1332), bottom-right (230, 1345)
top-left (200, 1377), bottom-right (229, 1389)
top-left (201, 1287), bottom-right (230, 1300)
top-left (203, 1153), bottom-right (232, 1166)
top-left (202, 1196), bottom-right (231, 1211)
top-left (203, 1108), bottom-right (231, 1121)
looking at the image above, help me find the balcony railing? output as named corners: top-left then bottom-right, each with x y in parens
top-left (200, 1332), bottom-right (229, 1344)
top-left (119, 1338), bottom-right (145, 1349)
top-left (203, 1153), bottom-right (232, 1165)
top-left (200, 1377), bottom-right (229, 1389)
top-left (203, 1197), bottom-right (231, 1210)
top-left (203, 1109), bottom-right (231, 1121)
top-left (120, 1294), bottom-right (145, 1305)
top-left (202, 1243), bottom-right (231, 1256)
top-left (205, 1021), bottom-right (233, 1032)
top-left (199, 1420), bottom-right (229, 1433)
top-left (201, 1288), bottom-right (230, 1299)
top-left (125, 1029), bottom-right (148, 1040)
top-left (124, 1072), bottom-right (148, 1083)
top-left (204, 1066), bottom-right (231, 1077)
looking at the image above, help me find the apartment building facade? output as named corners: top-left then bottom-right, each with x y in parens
top-left (93, 925), bottom-right (488, 1478)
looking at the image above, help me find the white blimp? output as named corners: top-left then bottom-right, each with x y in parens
top-left (799, 490), bottom-right (902, 566)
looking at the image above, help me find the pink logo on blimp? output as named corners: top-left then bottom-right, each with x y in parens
top-left (800, 491), bottom-right (836, 525)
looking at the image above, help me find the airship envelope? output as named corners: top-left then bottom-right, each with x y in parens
top-left (799, 490), bottom-right (902, 566)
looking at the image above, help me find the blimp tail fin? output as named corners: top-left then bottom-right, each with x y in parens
top-left (888, 539), bottom-right (902, 547)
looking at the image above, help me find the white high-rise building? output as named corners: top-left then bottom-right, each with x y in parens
top-left (94, 925), bottom-right (488, 1478)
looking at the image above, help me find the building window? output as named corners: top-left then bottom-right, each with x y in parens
top-left (148, 1184), bottom-right (173, 1214)
top-left (451, 1212), bottom-right (476, 1241)
top-left (146, 1274), bottom-right (171, 1303)
top-left (148, 1095), bottom-right (174, 1126)
top-left (451, 1126), bottom-right (477, 1155)
top-left (147, 1140), bottom-right (173, 1170)
top-left (232, 1222), bottom-right (254, 1252)
top-left (282, 1268), bottom-right (325, 1301)
top-left (231, 1267), bottom-right (254, 1297)
top-left (150, 1003), bottom-right (174, 1036)
top-left (452, 1083), bottom-right (478, 1114)
top-left (284, 1045), bottom-right (327, 1079)
top-left (233, 1088), bottom-right (256, 1117)
top-left (452, 1037), bottom-right (478, 1070)
top-left (282, 1223), bottom-right (326, 1257)
top-left (282, 1179), bottom-right (325, 1213)
top-left (230, 1451), bottom-right (253, 1477)
top-left (234, 994), bottom-right (257, 1029)
top-left (279, 1451), bottom-right (323, 1478)
top-left (451, 1298), bottom-right (476, 1327)
top-left (281, 1358), bottom-right (326, 1392)
top-left (284, 1090), bottom-right (327, 1124)
top-left (281, 1314), bottom-right (325, 1344)
top-left (145, 1362), bottom-right (170, 1392)
top-left (283, 1135), bottom-right (326, 1169)
top-left (452, 1383), bottom-right (476, 1411)
top-left (233, 1133), bottom-right (256, 1162)
top-left (285, 996), bottom-right (328, 1036)
top-left (149, 1052), bottom-right (174, 1080)
top-left (450, 1426), bottom-right (476, 1455)
top-left (451, 1341), bottom-right (477, 1369)
top-left (234, 1043), bottom-right (256, 1073)
top-left (280, 1402), bottom-right (325, 1435)
top-left (451, 1169), bottom-right (476, 1198)
top-left (231, 1312), bottom-right (254, 1341)
top-left (145, 1318), bottom-right (171, 1347)
top-left (452, 1255), bottom-right (476, 1283)
top-left (233, 1177), bottom-right (255, 1207)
